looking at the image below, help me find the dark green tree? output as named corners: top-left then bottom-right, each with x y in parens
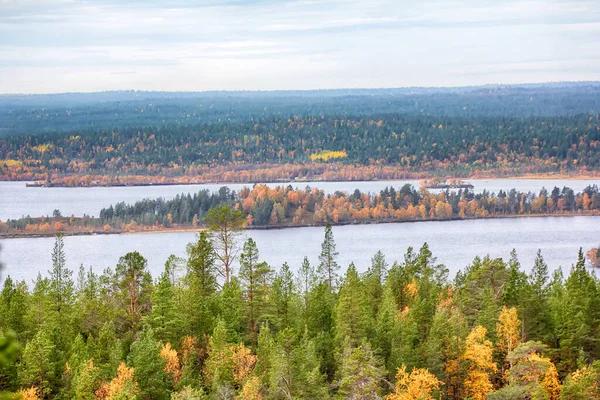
top-left (204, 205), bottom-right (246, 283)
top-left (115, 251), bottom-right (152, 333)
top-left (239, 238), bottom-right (272, 344)
top-left (317, 223), bottom-right (339, 291)
top-left (128, 328), bottom-right (170, 400)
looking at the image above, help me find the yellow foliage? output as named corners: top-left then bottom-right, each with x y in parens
top-left (95, 363), bottom-right (139, 400)
top-left (497, 306), bottom-right (521, 356)
top-left (386, 365), bottom-right (442, 400)
top-left (232, 344), bottom-right (257, 385)
top-left (309, 150), bottom-right (348, 162)
top-left (0, 159), bottom-right (23, 167)
top-left (405, 281), bottom-right (418, 297)
top-left (160, 342), bottom-right (182, 384)
top-left (463, 326), bottom-right (497, 400)
top-left (238, 375), bottom-right (262, 400)
top-left (536, 354), bottom-right (561, 400)
top-left (32, 144), bottom-right (51, 153)
top-left (15, 387), bottom-right (41, 400)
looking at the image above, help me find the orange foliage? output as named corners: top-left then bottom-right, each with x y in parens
top-left (160, 343), bottom-right (182, 384)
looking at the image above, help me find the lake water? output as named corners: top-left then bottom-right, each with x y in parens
top-left (1, 178), bottom-right (599, 220)
top-left (1, 216), bottom-right (598, 284)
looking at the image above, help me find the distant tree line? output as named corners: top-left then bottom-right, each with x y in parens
top-left (2, 184), bottom-right (598, 236)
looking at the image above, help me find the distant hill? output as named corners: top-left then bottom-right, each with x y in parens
top-left (1, 82), bottom-right (599, 136)
top-left (1, 82), bottom-right (599, 184)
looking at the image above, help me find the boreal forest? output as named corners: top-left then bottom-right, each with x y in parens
top-left (2, 184), bottom-right (599, 238)
top-left (1, 84), bottom-right (600, 185)
top-left (1, 225), bottom-right (600, 399)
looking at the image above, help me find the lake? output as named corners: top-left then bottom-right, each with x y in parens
top-left (1, 178), bottom-right (599, 220)
top-left (1, 216), bottom-right (598, 284)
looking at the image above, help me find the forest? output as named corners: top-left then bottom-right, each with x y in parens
top-left (1, 224), bottom-right (600, 399)
top-left (2, 84), bottom-right (599, 136)
top-left (2, 184), bottom-right (599, 237)
top-left (1, 84), bottom-right (600, 185)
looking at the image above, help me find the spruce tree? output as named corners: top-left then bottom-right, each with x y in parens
top-left (128, 328), bottom-right (170, 400)
top-left (333, 263), bottom-right (371, 347)
top-left (271, 263), bottom-right (298, 332)
top-left (19, 327), bottom-right (57, 398)
top-left (185, 231), bottom-right (218, 337)
top-left (335, 338), bottom-right (384, 399)
top-left (317, 223), bottom-right (339, 291)
top-left (148, 270), bottom-right (180, 344)
top-left (239, 238), bottom-right (272, 344)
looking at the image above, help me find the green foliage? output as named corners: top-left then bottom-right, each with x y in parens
top-left (335, 338), bottom-right (385, 399)
top-left (128, 328), bottom-right (170, 400)
top-left (115, 251), bottom-right (152, 333)
top-left (318, 223), bottom-right (339, 291)
top-left (18, 327), bottom-right (57, 397)
top-left (333, 264), bottom-right (371, 347)
top-left (5, 225), bottom-right (600, 399)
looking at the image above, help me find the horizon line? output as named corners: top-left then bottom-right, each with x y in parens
top-left (1, 80), bottom-right (599, 97)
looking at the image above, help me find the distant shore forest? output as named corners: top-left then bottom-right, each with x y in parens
top-left (1, 183), bottom-right (598, 239)
top-left (1, 84), bottom-right (600, 186)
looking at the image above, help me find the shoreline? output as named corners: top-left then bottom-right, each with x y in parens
top-left (1, 212), bottom-right (597, 240)
top-left (2, 172), bottom-right (600, 188)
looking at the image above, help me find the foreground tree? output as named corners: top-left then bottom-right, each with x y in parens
top-left (387, 365), bottom-right (442, 400)
top-left (115, 251), bottom-right (152, 332)
top-left (204, 205), bottom-right (246, 283)
top-left (318, 223), bottom-right (339, 292)
top-left (335, 338), bottom-right (385, 399)
top-left (462, 325), bottom-right (497, 400)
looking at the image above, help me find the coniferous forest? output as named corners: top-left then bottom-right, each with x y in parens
top-left (2, 84), bottom-right (600, 185)
top-left (1, 222), bottom-right (600, 399)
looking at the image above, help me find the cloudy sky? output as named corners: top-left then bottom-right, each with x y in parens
top-left (1, 0), bottom-right (599, 93)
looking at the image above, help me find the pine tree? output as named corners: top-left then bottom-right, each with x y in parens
top-left (204, 205), bottom-right (246, 283)
top-left (292, 332), bottom-right (329, 399)
top-left (216, 278), bottom-right (245, 343)
top-left (92, 321), bottom-right (122, 382)
top-left (375, 284), bottom-right (396, 367)
top-left (297, 256), bottom-right (315, 310)
top-left (317, 223), bottom-right (339, 292)
top-left (523, 250), bottom-right (552, 342)
top-left (271, 263), bottom-right (298, 332)
top-left (48, 233), bottom-right (74, 322)
top-left (239, 238), bottom-right (272, 344)
top-left (71, 359), bottom-right (99, 400)
top-left (333, 264), bottom-right (371, 347)
top-left (128, 328), bottom-right (170, 400)
top-left (148, 270), bottom-right (180, 344)
top-left (204, 319), bottom-right (234, 393)
top-left (115, 251), bottom-right (152, 333)
top-left (364, 251), bottom-right (388, 320)
top-left (502, 249), bottom-right (528, 309)
top-left (185, 231), bottom-right (218, 338)
top-left (18, 328), bottom-right (57, 398)
top-left (0, 277), bottom-right (28, 341)
top-left (422, 296), bottom-right (468, 399)
top-left (335, 338), bottom-right (384, 399)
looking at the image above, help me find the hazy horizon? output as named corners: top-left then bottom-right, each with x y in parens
top-left (2, 0), bottom-right (600, 94)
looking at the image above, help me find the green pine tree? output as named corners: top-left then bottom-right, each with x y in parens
top-left (128, 328), bottom-right (170, 400)
top-left (317, 223), bottom-right (339, 292)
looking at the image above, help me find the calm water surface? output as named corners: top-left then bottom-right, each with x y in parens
top-left (1, 216), bottom-right (598, 284)
top-left (1, 179), bottom-right (598, 220)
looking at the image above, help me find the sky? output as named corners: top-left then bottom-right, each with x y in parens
top-left (1, 0), bottom-right (600, 94)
